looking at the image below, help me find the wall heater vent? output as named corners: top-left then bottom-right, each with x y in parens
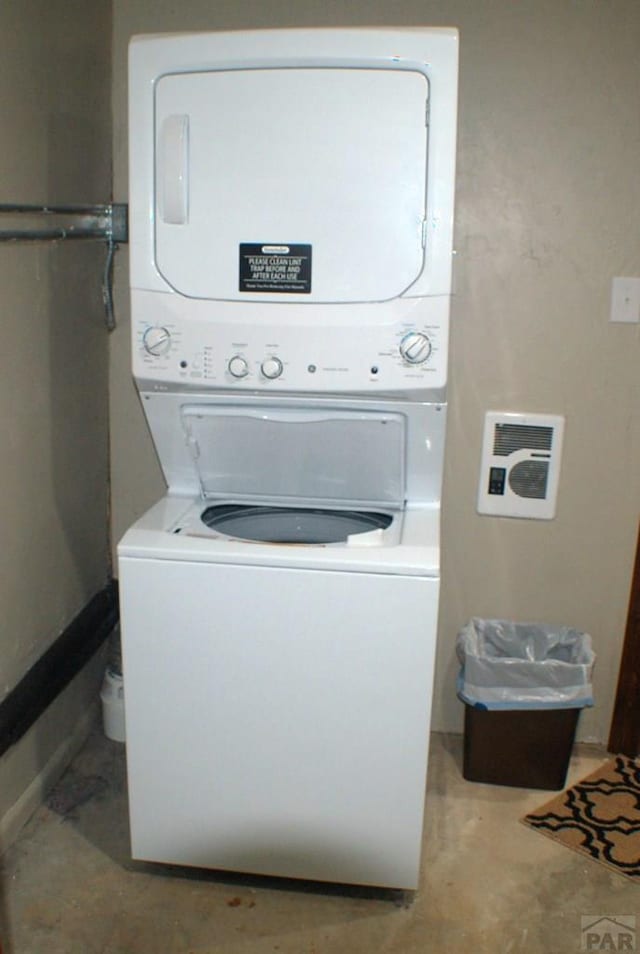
top-left (477, 412), bottom-right (565, 519)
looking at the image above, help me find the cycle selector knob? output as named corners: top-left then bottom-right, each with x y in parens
top-left (228, 356), bottom-right (249, 379)
top-left (142, 326), bottom-right (172, 357)
top-left (261, 356), bottom-right (283, 380)
top-left (399, 331), bottom-right (432, 365)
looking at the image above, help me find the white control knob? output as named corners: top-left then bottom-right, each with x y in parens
top-left (228, 356), bottom-right (249, 379)
top-left (399, 331), bottom-right (432, 365)
top-left (142, 326), bottom-right (171, 357)
top-left (261, 356), bottom-right (283, 380)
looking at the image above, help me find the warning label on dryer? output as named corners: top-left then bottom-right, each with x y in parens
top-left (239, 244), bottom-right (312, 294)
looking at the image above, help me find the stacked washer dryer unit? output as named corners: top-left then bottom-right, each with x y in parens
top-left (119, 28), bottom-right (458, 890)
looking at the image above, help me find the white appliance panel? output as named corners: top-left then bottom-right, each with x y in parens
top-left (132, 291), bottom-right (449, 393)
top-left (130, 28), bottom-right (458, 303)
top-left (155, 68), bottom-right (428, 303)
top-left (120, 556), bottom-right (439, 889)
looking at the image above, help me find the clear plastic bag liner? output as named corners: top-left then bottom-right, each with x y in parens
top-left (456, 618), bottom-right (595, 710)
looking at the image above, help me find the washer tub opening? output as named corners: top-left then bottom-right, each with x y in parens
top-left (201, 504), bottom-right (393, 545)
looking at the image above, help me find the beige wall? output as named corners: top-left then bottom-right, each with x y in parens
top-left (0, 0), bottom-right (112, 835)
top-left (111, 1), bottom-right (640, 744)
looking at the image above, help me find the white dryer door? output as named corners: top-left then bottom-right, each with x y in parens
top-left (155, 67), bottom-right (429, 303)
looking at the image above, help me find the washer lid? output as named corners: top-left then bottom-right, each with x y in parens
top-left (155, 67), bottom-right (429, 303)
top-left (181, 405), bottom-right (406, 507)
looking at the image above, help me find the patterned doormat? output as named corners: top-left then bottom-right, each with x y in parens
top-left (522, 756), bottom-right (640, 882)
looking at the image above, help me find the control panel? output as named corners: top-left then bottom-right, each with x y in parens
top-left (132, 291), bottom-right (450, 393)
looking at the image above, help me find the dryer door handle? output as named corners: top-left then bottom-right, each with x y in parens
top-left (159, 114), bottom-right (189, 225)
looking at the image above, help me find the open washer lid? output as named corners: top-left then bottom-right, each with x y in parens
top-left (181, 405), bottom-right (406, 508)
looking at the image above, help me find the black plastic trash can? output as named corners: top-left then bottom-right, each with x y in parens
top-left (457, 618), bottom-right (595, 790)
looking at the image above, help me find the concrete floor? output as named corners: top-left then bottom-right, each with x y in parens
top-left (1, 728), bottom-right (634, 954)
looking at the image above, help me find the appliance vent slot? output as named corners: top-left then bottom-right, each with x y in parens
top-left (508, 460), bottom-right (549, 499)
top-left (494, 424), bottom-right (553, 457)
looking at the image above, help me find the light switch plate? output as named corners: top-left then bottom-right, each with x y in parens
top-left (610, 277), bottom-right (640, 323)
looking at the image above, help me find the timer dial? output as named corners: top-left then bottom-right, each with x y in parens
top-left (142, 326), bottom-right (172, 357)
top-left (399, 331), bottom-right (432, 365)
top-left (228, 356), bottom-right (249, 379)
top-left (261, 356), bottom-right (283, 380)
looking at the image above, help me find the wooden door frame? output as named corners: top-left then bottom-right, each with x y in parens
top-left (608, 521), bottom-right (640, 755)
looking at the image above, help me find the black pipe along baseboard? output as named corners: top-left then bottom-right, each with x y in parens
top-left (0, 580), bottom-right (119, 758)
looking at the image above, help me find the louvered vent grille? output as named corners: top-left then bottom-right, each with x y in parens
top-left (494, 424), bottom-right (553, 457)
